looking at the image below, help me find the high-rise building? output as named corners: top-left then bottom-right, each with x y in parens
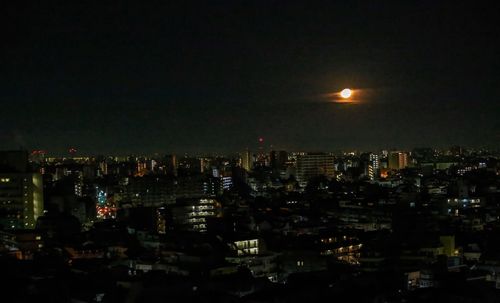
top-left (368, 153), bottom-right (380, 180)
top-left (169, 198), bottom-right (222, 232)
top-left (0, 151), bottom-right (44, 230)
top-left (123, 176), bottom-right (176, 207)
top-left (176, 175), bottom-right (219, 198)
top-left (296, 153), bottom-right (334, 187)
top-left (241, 149), bottom-right (253, 171)
top-left (388, 152), bottom-right (408, 170)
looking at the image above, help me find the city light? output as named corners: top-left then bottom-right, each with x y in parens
top-left (0, 1), bottom-right (496, 300)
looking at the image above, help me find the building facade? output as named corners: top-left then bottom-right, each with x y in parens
top-left (296, 153), bottom-right (334, 187)
top-left (0, 173), bottom-right (44, 229)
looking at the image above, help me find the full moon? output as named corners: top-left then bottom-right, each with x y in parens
top-left (340, 88), bottom-right (352, 99)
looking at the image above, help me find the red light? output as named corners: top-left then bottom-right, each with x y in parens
top-left (258, 137), bottom-right (264, 143)
top-left (31, 150), bottom-right (46, 155)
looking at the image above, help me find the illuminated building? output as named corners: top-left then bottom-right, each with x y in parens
top-left (296, 153), bottom-right (334, 187)
top-left (228, 237), bottom-right (261, 256)
top-left (150, 159), bottom-right (157, 172)
top-left (225, 236), bottom-right (279, 282)
top-left (136, 161), bottom-right (147, 176)
top-left (220, 175), bottom-right (232, 191)
top-left (319, 233), bottom-right (363, 264)
top-left (254, 137), bottom-right (268, 167)
top-left (157, 207), bottom-right (167, 234)
top-left (176, 175), bottom-right (219, 198)
top-left (98, 161), bottom-right (108, 176)
top-left (447, 198), bottom-right (482, 216)
top-left (368, 153), bottom-right (380, 180)
top-left (241, 149), bottom-right (253, 171)
top-left (388, 151), bottom-right (408, 170)
top-left (0, 151), bottom-right (43, 230)
top-left (0, 174), bottom-right (44, 229)
top-left (218, 168), bottom-right (233, 192)
top-left (74, 173), bottom-right (83, 197)
top-left (170, 198), bottom-right (222, 232)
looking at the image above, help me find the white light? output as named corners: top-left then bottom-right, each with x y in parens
top-left (340, 88), bottom-right (352, 99)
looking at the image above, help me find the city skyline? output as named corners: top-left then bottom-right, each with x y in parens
top-left (3, 2), bottom-right (500, 302)
top-left (5, 145), bottom-right (497, 159)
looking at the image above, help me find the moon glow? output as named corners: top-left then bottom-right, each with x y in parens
top-left (340, 88), bottom-right (352, 99)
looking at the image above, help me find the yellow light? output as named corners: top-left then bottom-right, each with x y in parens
top-left (340, 88), bottom-right (352, 99)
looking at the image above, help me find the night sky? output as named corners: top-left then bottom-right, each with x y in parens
top-left (2, 1), bottom-right (500, 154)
